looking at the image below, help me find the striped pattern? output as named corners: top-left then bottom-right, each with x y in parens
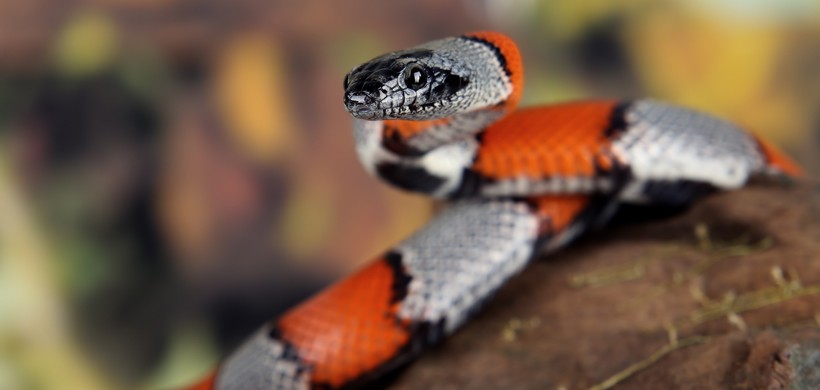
top-left (206, 198), bottom-right (593, 389)
top-left (190, 31), bottom-right (802, 390)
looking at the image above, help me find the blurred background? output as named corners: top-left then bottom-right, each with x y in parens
top-left (0, 0), bottom-right (817, 388)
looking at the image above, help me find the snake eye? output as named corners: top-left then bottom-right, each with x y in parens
top-left (403, 63), bottom-right (427, 90)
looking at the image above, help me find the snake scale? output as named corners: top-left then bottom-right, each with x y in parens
top-left (190, 31), bottom-right (801, 390)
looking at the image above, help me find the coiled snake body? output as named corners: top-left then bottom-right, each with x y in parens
top-left (192, 32), bottom-right (801, 389)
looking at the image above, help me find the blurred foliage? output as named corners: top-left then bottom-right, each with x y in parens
top-left (54, 11), bottom-right (120, 77)
top-left (0, 1), bottom-right (817, 389)
top-left (214, 34), bottom-right (297, 164)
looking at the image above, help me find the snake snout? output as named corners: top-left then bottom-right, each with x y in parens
top-left (344, 91), bottom-right (379, 118)
top-left (344, 91), bottom-right (374, 109)
top-left (346, 92), bottom-right (371, 105)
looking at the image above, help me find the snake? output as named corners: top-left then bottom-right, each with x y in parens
top-left (189, 31), bottom-right (802, 390)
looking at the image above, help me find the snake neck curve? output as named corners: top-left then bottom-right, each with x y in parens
top-left (346, 32), bottom-right (524, 198)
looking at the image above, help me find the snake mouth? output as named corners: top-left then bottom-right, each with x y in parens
top-left (349, 109), bottom-right (380, 120)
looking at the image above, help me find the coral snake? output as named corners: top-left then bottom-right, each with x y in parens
top-left (190, 31), bottom-right (801, 389)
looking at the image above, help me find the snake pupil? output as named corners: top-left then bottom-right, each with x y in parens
top-left (404, 63), bottom-right (427, 90)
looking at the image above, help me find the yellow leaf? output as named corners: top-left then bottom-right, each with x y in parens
top-left (215, 35), bottom-right (297, 163)
top-left (624, 8), bottom-right (782, 111)
top-left (53, 11), bottom-right (119, 76)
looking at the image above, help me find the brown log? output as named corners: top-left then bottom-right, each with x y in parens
top-left (393, 182), bottom-right (820, 390)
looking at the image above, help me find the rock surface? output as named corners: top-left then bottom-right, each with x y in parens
top-left (392, 182), bottom-right (820, 390)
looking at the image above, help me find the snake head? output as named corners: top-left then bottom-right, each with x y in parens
top-left (344, 33), bottom-right (522, 122)
top-left (343, 43), bottom-right (472, 121)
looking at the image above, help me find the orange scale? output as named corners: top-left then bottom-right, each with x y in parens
top-left (575, 152), bottom-right (596, 176)
top-left (596, 152), bottom-right (615, 171)
top-left (557, 153), bottom-right (576, 177)
top-left (529, 195), bottom-right (591, 234)
top-left (277, 257), bottom-right (410, 388)
top-left (186, 370), bottom-right (217, 390)
top-left (751, 134), bottom-right (803, 177)
top-left (474, 101), bottom-right (619, 181)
